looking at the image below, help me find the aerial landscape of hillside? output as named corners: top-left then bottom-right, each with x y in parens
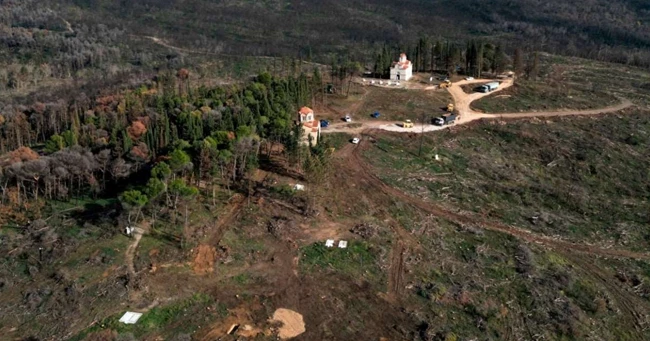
top-left (1, 0), bottom-right (650, 340)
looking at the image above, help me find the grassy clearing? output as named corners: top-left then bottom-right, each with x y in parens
top-left (300, 241), bottom-right (383, 285)
top-left (363, 111), bottom-right (650, 250)
top-left (325, 85), bottom-right (452, 123)
top-left (219, 229), bottom-right (266, 264)
top-left (320, 132), bottom-right (353, 150)
top-left (356, 87), bottom-right (452, 122)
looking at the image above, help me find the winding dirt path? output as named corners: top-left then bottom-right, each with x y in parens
top-left (131, 35), bottom-right (326, 68)
top-left (491, 98), bottom-right (634, 119)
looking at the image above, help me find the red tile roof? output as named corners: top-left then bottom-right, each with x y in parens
top-left (392, 60), bottom-right (412, 70)
top-left (299, 106), bottom-right (313, 115)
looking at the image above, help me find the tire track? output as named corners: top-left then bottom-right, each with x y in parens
top-left (388, 241), bottom-right (405, 299)
top-left (566, 254), bottom-right (648, 338)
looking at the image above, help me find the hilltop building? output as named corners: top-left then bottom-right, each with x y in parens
top-left (390, 53), bottom-right (413, 81)
top-left (297, 106), bottom-right (321, 145)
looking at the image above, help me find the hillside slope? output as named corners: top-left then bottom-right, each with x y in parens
top-left (59, 0), bottom-right (650, 65)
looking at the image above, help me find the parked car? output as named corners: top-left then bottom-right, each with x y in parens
top-left (344, 115), bottom-right (352, 122)
top-left (351, 137), bottom-right (360, 144)
top-left (371, 112), bottom-right (380, 118)
top-left (320, 120), bottom-right (330, 127)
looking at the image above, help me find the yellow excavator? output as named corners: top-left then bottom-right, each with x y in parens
top-left (403, 119), bottom-right (414, 128)
top-left (447, 103), bottom-right (454, 112)
top-left (439, 80), bottom-right (452, 89)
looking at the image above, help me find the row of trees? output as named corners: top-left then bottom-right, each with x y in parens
top-left (373, 38), bottom-right (544, 79)
top-left (373, 39), bottom-right (511, 78)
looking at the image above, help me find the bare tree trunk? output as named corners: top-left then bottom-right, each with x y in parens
top-left (1, 181), bottom-right (9, 203)
top-left (184, 204), bottom-right (189, 230)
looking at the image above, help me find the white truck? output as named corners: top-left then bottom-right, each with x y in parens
top-left (478, 82), bottom-right (499, 93)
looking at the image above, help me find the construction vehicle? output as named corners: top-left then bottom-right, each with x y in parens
top-left (433, 113), bottom-right (458, 126)
top-left (403, 119), bottom-right (414, 128)
top-left (439, 80), bottom-right (452, 88)
top-left (447, 103), bottom-right (454, 112)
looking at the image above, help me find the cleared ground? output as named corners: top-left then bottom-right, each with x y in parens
top-left (469, 79), bottom-right (619, 113)
top-left (471, 54), bottom-right (650, 113)
top-left (322, 83), bottom-right (453, 123)
top-left (362, 112), bottom-right (650, 251)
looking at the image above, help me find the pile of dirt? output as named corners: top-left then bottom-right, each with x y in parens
top-left (271, 308), bottom-right (305, 339)
top-left (192, 244), bottom-right (217, 275)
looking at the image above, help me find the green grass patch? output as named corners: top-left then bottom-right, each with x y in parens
top-left (219, 230), bottom-right (266, 263)
top-left (300, 241), bottom-right (383, 284)
top-left (320, 132), bottom-right (353, 150)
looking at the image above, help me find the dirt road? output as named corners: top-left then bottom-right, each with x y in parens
top-left (125, 223), bottom-right (149, 279)
top-left (321, 78), bottom-right (633, 136)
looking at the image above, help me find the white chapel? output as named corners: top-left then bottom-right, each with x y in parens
top-left (390, 53), bottom-right (413, 81)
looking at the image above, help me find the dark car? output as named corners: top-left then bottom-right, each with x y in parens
top-left (371, 112), bottom-right (380, 118)
top-left (320, 120), bottom-right (330, 127)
